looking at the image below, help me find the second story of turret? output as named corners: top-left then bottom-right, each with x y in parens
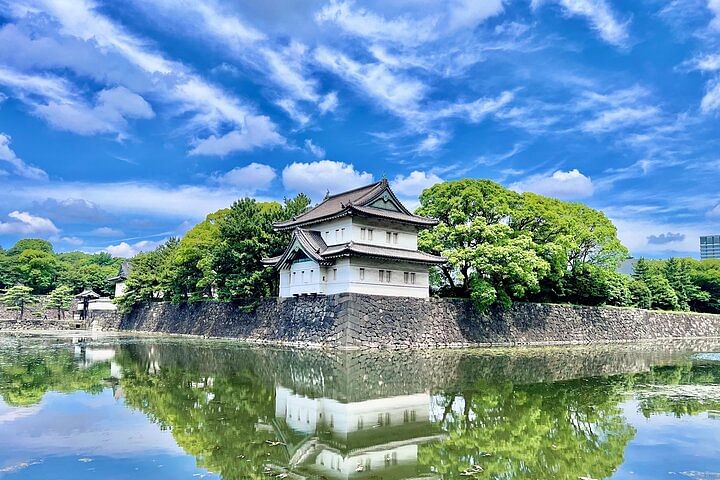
top-left (273, 179), bottom-right (437, 252)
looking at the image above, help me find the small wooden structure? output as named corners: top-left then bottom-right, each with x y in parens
top-left (75, 289), bottom-right (101, 322)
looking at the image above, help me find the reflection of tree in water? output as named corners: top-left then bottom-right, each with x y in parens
top-left (422, 377), bottom-right (636, 480)
top-left (0, 349), bottom-right (110, 406)
top-left (634, 361), bottom-right (720, 418)
top-left (115, 346), bottom-right (284, 480)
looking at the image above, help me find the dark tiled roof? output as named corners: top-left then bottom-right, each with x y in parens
top-left (273, 179), bottom-right (437, 230)
top-left (263, 228), bottom-right (446, 267)
top-left (108, 261), bottom-right (132, 283)
top-left (351, 205), bottom-right (438, 226)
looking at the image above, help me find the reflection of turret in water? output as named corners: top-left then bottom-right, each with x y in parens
top-left (274, 385), bottom-right (443, 479)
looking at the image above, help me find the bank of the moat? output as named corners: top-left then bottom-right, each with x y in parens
top-left (19, 294), bottom-right (706, 348)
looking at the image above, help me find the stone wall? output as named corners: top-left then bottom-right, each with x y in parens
top-left (107, 294), bottom-right (720, 348)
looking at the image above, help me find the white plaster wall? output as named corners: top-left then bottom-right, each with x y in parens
top-left (309, 216), bottom-right (419, 250)
top-left (350, 217), bottom-right (418, 250)
top-left (312, 217), bottom-right (353, 246)
top-left (114, 281), bottom-right (126, 298)
top-left (281, 259), bottom-right (324, 296)
top-left (279, 257), bottom-right (430, 298)
top-left (314, 444), bottom-right (419, 478)
top-left (346, 258), bottom-right (429, 298)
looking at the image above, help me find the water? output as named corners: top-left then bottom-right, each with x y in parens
top-left (1, 334), bottom-right (719, 480)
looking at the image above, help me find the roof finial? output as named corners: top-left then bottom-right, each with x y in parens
top-left (323, 189), bottom-right (330, 200)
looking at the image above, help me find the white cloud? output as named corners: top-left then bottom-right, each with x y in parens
top-left (709, 0), bottom-right (720, 30)
top-left (214, 163), bottom-right (277, 191)
top-left (60, 236), bottom-right (84, 246)
top-left (18, 182), bottom-right (249, 220)
top-left (304, 139), bottom-right (326, 158)
top-left (316, 0), bottom-right (438, 46)
top-left (319, 92), bottom-right (339, 113)
top-left (510, 169), bottom-right (595, 199)
top-left (34, 86), bottom-right (154, 137)
top-left (0, 211), bottom-right (59, 235)
top-left (434, 91), bottom-right (515, 123)
top-left (104, 240), bottom-right (163, 258)
top-left (708, 203), bottom-right (720, 217)
top-left (314, 46), bottom-right (427, 118)
top-left (701, 80), bottom-right (720, 113)
top-left (315, 0), bottom-right (504, 45)
top-left (533, 0), bottom-right (630, 47)
top-left (416, 132), bottom-right (448, 153)
top-left (0, 133), bottom-right (48, 180)
top-left (580, 106), bottom-right (660, 133)
top-left (4, 2), bottom-right (284, 154)
top-left (92, 226), bottom-right (123, 236)
top-left (189, 116), bottom-right (284, 156)
top-left (391, 171), bottom-right (443, 197)
top-left (282, 160), bottom-right (373, 199)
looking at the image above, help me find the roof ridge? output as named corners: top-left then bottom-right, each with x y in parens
top-left (324, 179), bottom-right (384, 200)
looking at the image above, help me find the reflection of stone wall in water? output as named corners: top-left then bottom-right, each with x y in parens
top-left (116, 339), bottom-right (720, 403)
top-left (112, 294), bottom-right (720, 348)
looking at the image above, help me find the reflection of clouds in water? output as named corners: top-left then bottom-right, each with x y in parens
top-left (0, 404), bottom-right (41, 424)
top-left (0, 391), bottom-right (184, 458)
top-left (679, 472), bottom-right (720, 480)
top-left (692, 353), bottom-right (720, 362)
top-left (0, 460), bottom-right (42, 474)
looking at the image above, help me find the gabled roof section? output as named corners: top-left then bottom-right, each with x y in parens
top-left (273, 179), bottom-right (438, 230)
top-left (262, 229), bottom-right (333, 268)
top-left (108, 261), bottom-right (131, 283)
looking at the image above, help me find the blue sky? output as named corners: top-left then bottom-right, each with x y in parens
top-left (0, 0), bottom-right (719, 258)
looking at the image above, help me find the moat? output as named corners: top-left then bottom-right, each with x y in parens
top-left (1, 333), bottom-right (720, 479)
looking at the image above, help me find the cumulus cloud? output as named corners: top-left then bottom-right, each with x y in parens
top-left (0, 211), bottom-right (59, 235)
top-left (0, 133), bottom-right (48, 180)
top-left (647, 232), bottom-right (686, 244)
top-left (391, 171), bottom-right (443, 197)
top-left (533, 0), bottom-right (630, 46)
top-left (214, 163), bottom-right (277, 191)
top-left (510, 169), bottom-right (594, 199)
top-left (189, 116), bottom-right (284, 156)
top-left (304, 139), bottom-right (326, 158)
top-left (282, 160), bottom-right (373, 199)
top-left (103, 240), bottom-right (164, 258)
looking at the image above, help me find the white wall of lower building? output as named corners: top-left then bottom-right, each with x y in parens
top-left (114, 281), bottom-right (126, 298)
top-left (278, 257), bottom-right (430, 298)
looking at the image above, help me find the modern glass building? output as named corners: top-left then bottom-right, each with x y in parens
top-left (700, 235), bottom-right (720, 259)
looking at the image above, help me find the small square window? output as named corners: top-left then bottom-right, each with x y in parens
top-left (410, 273), bottom-right (416, 284)
top-left (360, 227), bottom-right (366, 240)
top-left (393, 233), bottom-right (398, 244)
top-left (333, 268), bottom-right (337, 280)
top-left (341, 227), bottom-right (345, 240)
top-left (359, 268), bottom-right (365, 280)
top-left (386, 270), bottom-right (391, 283)
top-left (404, 272), bottom-right (409, 284)
top-left (386, 232), bottom-right (392, 243)
top-left (368, 229), bottom-right (373, 240)
top-left (379, 269), bottom-right (384, 282)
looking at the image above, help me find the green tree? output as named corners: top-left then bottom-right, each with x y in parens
top-left (417, 179), bottom-right (522, 295)
top-left (168, 208), bottom-right (229, 303)
top-left (629, 279), bottom-right (652, 309)
top-left (47, 285), bottom-right (75, 320)
top-left (7, 238), bottom-right (53, 255)
top-left (0, 250), bottom-right (19, 289)
top-left (16, 248), bottom-right (58, 293)
top-left (0, 285), bottom-right (36, 320)
top-left (645, 274), bottom-right (680, 310)
top-left (211, 195), bottom-right (310, 302)
top-left (565, 263), bottom-right (631, 307)
top-left (114, 238), bottom-right (180, 313)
